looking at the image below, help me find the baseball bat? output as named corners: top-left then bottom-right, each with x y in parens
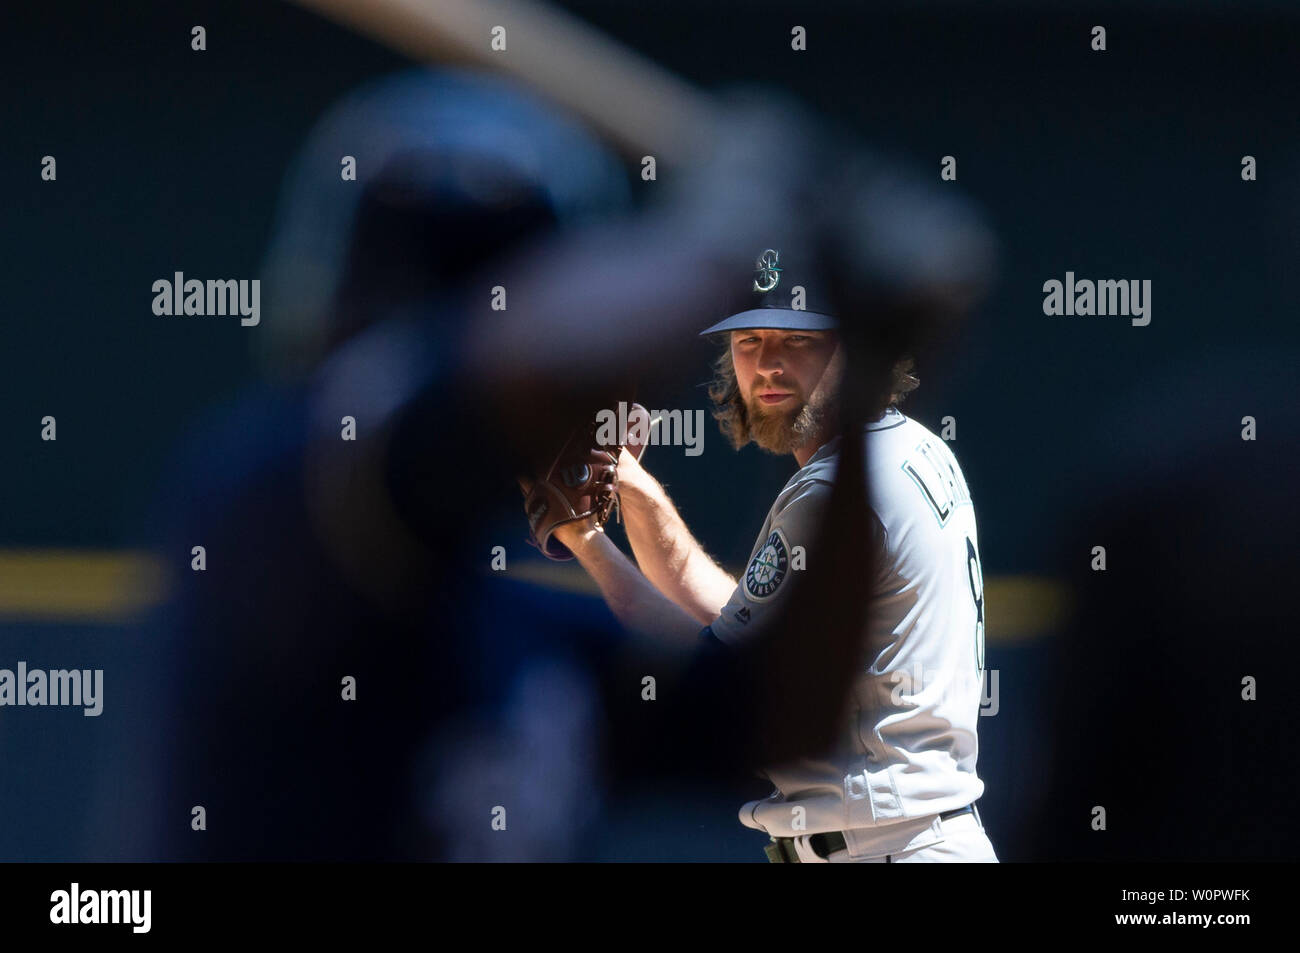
top-left (287, 0), bottom-right (719, 162)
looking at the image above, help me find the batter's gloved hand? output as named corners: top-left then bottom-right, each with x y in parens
top-left (521, 403), bottom-right (651, 560)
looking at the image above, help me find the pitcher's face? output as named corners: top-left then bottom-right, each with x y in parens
top-left (731, 329), bottom-right (842, 456)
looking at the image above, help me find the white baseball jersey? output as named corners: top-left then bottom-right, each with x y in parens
top-left (707, 408), bottom-right (988, 839)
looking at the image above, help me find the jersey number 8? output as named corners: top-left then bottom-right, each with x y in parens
top-left (965, 536), bottom-right (985, 673)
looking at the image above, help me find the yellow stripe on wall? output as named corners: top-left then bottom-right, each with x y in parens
top-left (983, 575), bottom-right (1073, 643)
top-left (0, 550), bottom-right (169, 622)
top-left (508, 561), bottom-right (1072, 644)
top-left (0, 550), bottom-right (1071, 642)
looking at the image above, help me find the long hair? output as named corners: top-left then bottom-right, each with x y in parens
top-left (707, 347), bottom-right (919, 451)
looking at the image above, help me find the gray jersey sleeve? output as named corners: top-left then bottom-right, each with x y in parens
top-left (707, 478), bottom-right (836, 645)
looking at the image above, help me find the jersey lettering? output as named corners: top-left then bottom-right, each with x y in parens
top-left (901, 438), bottom-right (971, 527)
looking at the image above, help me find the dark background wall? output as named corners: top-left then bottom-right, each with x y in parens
top-left (7, 1), bottom-right (1298, 566)
top-left (3, 0), bottom-right (1297, 861)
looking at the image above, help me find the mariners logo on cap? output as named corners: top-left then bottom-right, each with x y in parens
top-left (753, 249), bottom-right (782, 293)
top-left (744, 528), bottom-right (789, 601)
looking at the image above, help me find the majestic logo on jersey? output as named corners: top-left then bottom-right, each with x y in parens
top-left (734, 606), bottom-right (751, 626)
top-left (753, 249), bottom-right (782, 293)
top-left (744, 529), bottom-right (789, 601)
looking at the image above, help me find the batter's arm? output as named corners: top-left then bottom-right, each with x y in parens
top-left (615, 450), bottom-right (737, 625)
top-left (553, 519), bottom-right (707, 651)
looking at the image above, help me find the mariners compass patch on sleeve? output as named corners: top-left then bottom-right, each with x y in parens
top-left (744, 528), bottom-right (789, 602)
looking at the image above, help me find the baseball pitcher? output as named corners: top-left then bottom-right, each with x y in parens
top-left (530, 246), bottom-right (998, 863)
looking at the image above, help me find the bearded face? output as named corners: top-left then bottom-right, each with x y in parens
top-left (744, 379), bottom-right (835, 455)
top-left (728, 330), bottom-right (843, 457)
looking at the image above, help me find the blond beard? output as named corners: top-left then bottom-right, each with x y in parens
top-left (745, 387), bottom-right (836, 456)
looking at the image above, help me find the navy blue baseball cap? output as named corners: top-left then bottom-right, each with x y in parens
top-left (699, 246), bottom-right (838, 335)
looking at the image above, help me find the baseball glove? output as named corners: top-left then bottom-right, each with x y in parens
top-left (523, 403), bottom-right (651, 560)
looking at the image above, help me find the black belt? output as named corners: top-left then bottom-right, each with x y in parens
top-left (764, 804), bottom-right (978, 863)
